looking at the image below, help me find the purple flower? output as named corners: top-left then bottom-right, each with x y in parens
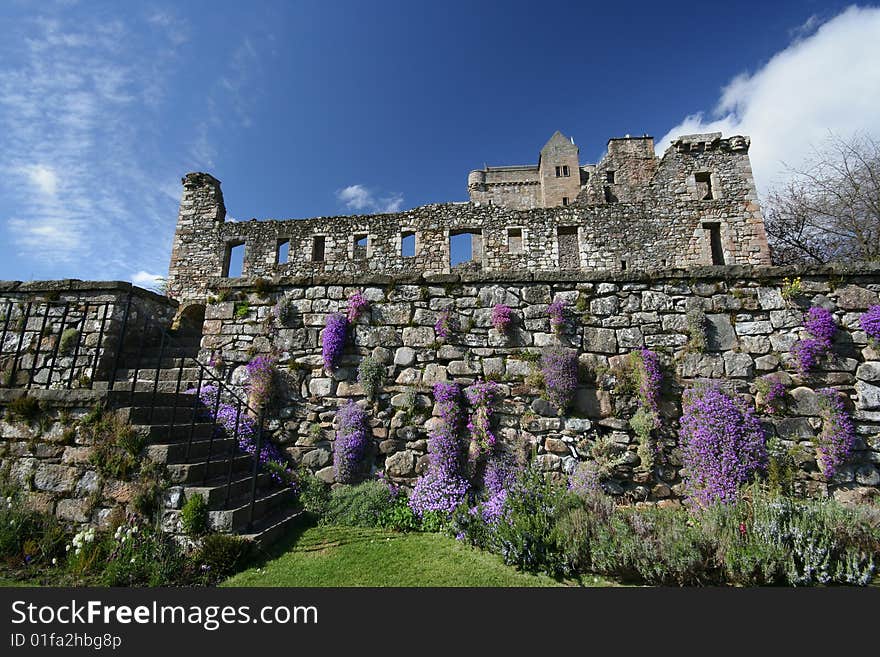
top-left (245, 355), bottom-right (275, 408)
top-left (187, 385), bottom-right (296, 488)
top-left (859, 305), bottom-right (880, 344)
top-left (333, 400), bottom-right (370, 483)
top-left (465, 380), bottom-right (501, 464)
top-left (346, 291), bottom-right (369, 323)
top-left (816, 388), bottom-right (855, 480)
top-left (679, 382), bottom-right (767, 507)
top-left (321, 313), bottom-right (348, 371)
top-left (635, 348), bottom-right (662, 415)
top-left (548, 299), bottom-right (567, 334)
top-left (410, 382), bottom-right (469, 516)
top-left (568, 465), bottom-right (600, 496)
top-left (540, 347), bottom-right (578, 412)
top-left (791, 306), bottom-right (836, 374)
top-left (758, 374), bottom-right (786, 413)
top-left (491, 304), bottom-right (513, 333)
top-left (434, 309), bottom-right (457, 340)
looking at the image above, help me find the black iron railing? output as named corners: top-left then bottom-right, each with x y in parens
top-left (0, 293), bottom-right (270, 530)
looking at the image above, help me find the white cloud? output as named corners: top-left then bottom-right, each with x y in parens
top-left (15, 164), bottom-right (59, 197)
top-left (336, 184), bottom-right (404, 214)
top-left (131, 270), bottom-right (165, 290)
top-left (657, 6), bottom-right (880, 195)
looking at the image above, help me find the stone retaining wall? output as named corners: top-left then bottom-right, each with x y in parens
top-left (199, 264), bottom-right (880, 503)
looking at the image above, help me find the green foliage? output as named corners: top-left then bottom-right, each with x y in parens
top-left (102, 523), bottom-right (194, 587)
top-left (357, 356), bottom-right (385, 401)
top-left (629, 406), bottom-right (657, 470)
top-left (297, 468), bottom-right (330, 517)
top-left (5, 395), bottom-right (42, 425)
top-left (781, 276), bottom-right (803, 301)
top-left (589, 434), bottom-right (626, 478)
top-left (180, 494), bottom-right (210, 537)
top-left (85, 409), bottom-right (147, 480)
top-left (233, 301), bottom-right (250, 319)
top-left (378, 495), bottom-right (422, 532)
top-left (765, 437), bottom-right (797, 496)
top-left (196, 534), bottom-right (252, 579)
top-left (58, 328), bottom-right (80, 355)
top-left (323, 481), bottom-right (393, 528)
top-left (253, 277), bottom-right (273, 298)
top-left (489, 466), bottom-right (571, 577)
top-left (0, 497), bottom-right (68, 567)
top-left (685, 305), bottom-right (708, 353)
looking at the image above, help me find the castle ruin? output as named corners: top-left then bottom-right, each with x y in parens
top-left (167, 131), bottom-right (771, 306)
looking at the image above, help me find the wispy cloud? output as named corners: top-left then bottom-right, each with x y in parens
top-left (131, 270), bottom-right (165, 290)
top-left (657, 6), bottom-right (880, 195)
top-left (336, 184), bottom-right (404, 214)
top-left (0, 9), bottom-right (191, 280)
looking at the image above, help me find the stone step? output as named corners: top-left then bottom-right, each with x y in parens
top-left (209, 485), bottom-right (297, 534)
top-left (185, 471), bottom-right (277, 507)
top-left (241, 507), bottom-right (304, 548)
top-left (144, 436), bottom-right (238, 463)
top-left (133, 422), bottom-right (218, 444)
top-left (166, 452), bottom-right (254, 484)
top-left (113, 367), bottom-right (203, 383)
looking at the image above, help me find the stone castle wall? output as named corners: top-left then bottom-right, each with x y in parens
top-left (199, 265), bottom-right (880, 503)
top-left (166, 142), bottom-right (772, 307)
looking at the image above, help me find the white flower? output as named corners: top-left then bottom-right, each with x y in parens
top-left (131, 526), bottom-right (138, 534)
top-left (52, 558), bottom-right (57, 565)
top-left (130, 558), bottom-right (135, 564)
top-left (65, 544), bottom-right (71, 552)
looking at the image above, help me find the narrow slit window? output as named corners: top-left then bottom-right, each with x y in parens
top-left (606, 170), bottom-right (615, 184)
top-left (401, 231), bottom-right (416, 257)
top-left (276, 239), bottom-right (290, 265)
top-left (704, 223), bottom-right (725, 265)
top-left (555, 166), bottom-right (561, 177)
top-left (507, 228), bottom-right (523, 254)
top-left (563, 165), bottom-right (570, 177)
top-left (562, 197), bottom-right (569, 206)
top-left (223, 241), bottom-right (245, 278)
top-left (604, 186), bottom-right (618, 203)
top-left (620, 260), bottom-right (627, 271)
top-left (353, 234), bottom-right (368, 260)
top-left (312, 236), bottom-right (326, 262)
top-left (695, 171), bottom-right (714, 200)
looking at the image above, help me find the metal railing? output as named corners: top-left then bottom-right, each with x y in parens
top-left (0, 293), bottom-right (270, 530)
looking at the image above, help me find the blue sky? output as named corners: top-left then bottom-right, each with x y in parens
top-left (1, 1), bottom-right (879, 286)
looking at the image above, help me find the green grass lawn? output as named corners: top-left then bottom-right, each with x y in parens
top-left (223, 522), bottom-right (613, 587)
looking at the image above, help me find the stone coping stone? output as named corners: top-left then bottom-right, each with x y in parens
top-left (0, 279), bottom-right (177, 307)
top-left (0, 388), bottom-right (104, 407)
top-left (202, 263), bottom-right (880, 290)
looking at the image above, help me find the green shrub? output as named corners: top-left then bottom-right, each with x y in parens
top-left (297, 468), bottom-right (330, 517)
top-left (6, 395), bottom-right (42, 425)
top-left (196, 534), bottom-right (251, 580)
top-left (378, 495), bottom-right (421, 532)
top-left (490, 466), bottom-right (571, 577)
top-left (102, 522), bottom-right (194, 587)
top-left (58, 328), bottom-right (80, 355)
top-left (253, 277), bottom-right (273, 298)
top-left (180, 494), bottom-right (210, 537)
top-left (357, 356), bottom-right (385, 401)
top-left (323, 481), bottom-right (393, 528)
top-left (234, 302), bottom-right (250, 319)
top-left (0, 497), bottom-right (68, 566)
top-left (86, 410), bottom-right (146, 480)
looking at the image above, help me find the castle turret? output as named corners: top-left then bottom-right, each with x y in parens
top-left (167, 172), bottom-right (226, 305)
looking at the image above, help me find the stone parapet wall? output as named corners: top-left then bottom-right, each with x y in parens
top-left (0, 281), bottom-right (178, 391)
top-left (199, 264), bottom-right (880, 503)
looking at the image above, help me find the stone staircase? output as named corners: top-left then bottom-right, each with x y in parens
top-left (98, 333), bottom-right (301, 546)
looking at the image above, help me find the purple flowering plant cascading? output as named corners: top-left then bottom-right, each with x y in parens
top-left (464, 380), bottom-right (500, 472)
top-left (547, 298), bottom-right (567, 335)
top-left (245, 355), bottom-right (276, 408)
top-left (333, 400), bottom-right (370, 484)
top-left (191, 385), bottom-right (294, 487)
top-left (568, 463), bottom-right (600, 497)
top-left (346, 291), bottom-right (369, 324)
top-left (409, 382), bottom-right (469, 517)
top-left (634, 348), bottom-right (662, 415)
top-left (491, 304), bottom-right (513, 334)
top-left (756, 373), bottom-right (786, 414)
top-left (816, 388), bottom-right (856, 480)
top-left (540, 347), bottom-right (578, 412)
top-left (790, 306), bottom-right (836, 375)
top-left (321, 312), bottom-right (349, 371)
top-left (434, 309), bottom-right (457, 341)
top-left (470, 451), bottom-right (518, 525)
top-left (679, 382), bottom-right (767, 507)
top-left (859, 305), bottom-right (880, 346)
